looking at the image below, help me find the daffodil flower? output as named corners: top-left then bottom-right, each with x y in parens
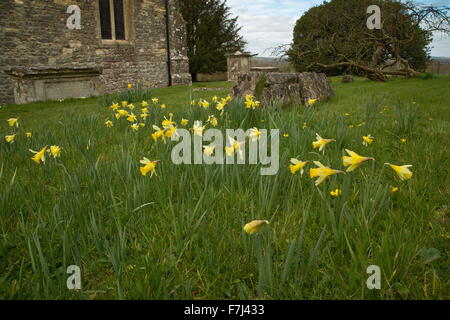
top-left (152, 125), bottom-right (166, 141)
top-left (141, 101), bottom-right (148, 107)
top-left (181, 118), bottom-right (189, 126)
top-left (110, 103), bottom-right (119, 110)
top-left (30, 146), bottom-right (47, 164)
top-left (5, 134), bottom-right (16, 144)
top-left (127, 84), bottom-right (133, 89)
top-left (160, 104), bottom-right (166, 109)
top-left (225, 136), bottom-right (245, 159)
top-left (249, 128), bottom-right (262, 141)
top-left (165, 126), bottom-right (178, 139)
top-left (121, 101), bottom-right (128, 107)
top-left (128, 104), bottom-right (135, 110)
top-left (310, 161), bottom-right (344, 186)
top-left (130, 123), bottom-right (139, 131)
top-left (200, 100), bottom-right (210, 109)
top-left (342, 149), bottom-right (374, 172)
top-left (162, 113), bottom-right (176, 129)
top-left (140, 113), bottom-right (149, 120)
top-left (127, 113), bottom-right (137, 122)
top-left (49, 145), bottom-right (62, 158)
top-left (289, 158), bottom-right (308, 175)
top-left (312, 133), bottom-right (335, 152)
top-left (105, 120), bottom-right (113, 127)
top-left (152, 98), bottom-right (159, 104)
top-left (330, 189), bottom-right (342, 197)
top-left (203, 145), bottom-right (216, 157)
top-left (307, 98), bottom-right (318, 106)
top-left (400, 138), bottom-right (407, 143)
top-left (26, 132), bottom-right (32, 138)
top-left (118, 109), bottom-right (129, 117)
top-left (244, 220), bottom-right (269, 235)
top-left (139, 158), bottom-right (159, 177)
top-left (212, 96), bottom-right (218, 102)
top-left (7, 118), bottom-right (19, 128)
top-left (192, 121), bottom-right (206, 136)
top-left (390, 186), bottom-right (399, 193)
top-left (385, 163), bottom-right (413, 181)
top-left (207, 115), bottom-right (218, 127)
top-left (141, 107), bottom-right (148, 114)
top-left (362, 134), bottom-right (374, 146)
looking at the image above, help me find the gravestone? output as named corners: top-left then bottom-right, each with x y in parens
top-left (232, 72), bottom-right (334, 106)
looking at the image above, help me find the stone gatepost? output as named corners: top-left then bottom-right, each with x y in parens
top-left (226, 51), bottom-right (253, 83)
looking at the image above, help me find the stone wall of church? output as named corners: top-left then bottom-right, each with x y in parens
top-left (0, 0), bottom-right (191, 104)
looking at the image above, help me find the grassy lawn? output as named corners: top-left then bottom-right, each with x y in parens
top-left (0, 76), bottom-right (448, 299)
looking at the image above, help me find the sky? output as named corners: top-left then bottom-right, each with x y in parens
top-left (227, 0), bottom-right (450, 57)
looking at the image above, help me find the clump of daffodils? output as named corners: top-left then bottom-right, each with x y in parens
top-left (245, 95), bottom-right (261, 110)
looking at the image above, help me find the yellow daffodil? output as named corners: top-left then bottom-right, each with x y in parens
top-left (312, 133), bottom-right (335, 152)
top-left (140, 113), bottom-right (149, 120)
top-left (283, 134), bottom-right (289, 138)
top-left (244, 95), bottom-right (260, 109)
top-left (139, 123), bottom-right (145, 128)
top-left (26, 132), bottom-right (32, 138)
top-left (226, 95), bottom-right (232, 102)
top-left (110, 103), bottom-right (119, 110)
top-left (390, 186), bottom-right (399, 193)
top-left (141, 107), bottom-right (148, 114)
top-left (30, 146), bottom-right (47, 164)
top-left (207, 115), bottom-right (218, 127)
top-left (121, 101), bottom-right (128, 107)
top-left (49, 145), bottom-right (62, 158)
top-left (203, 145), bottom-right (216, 157)
top-left (216, 102), bottom-right (226, 111)
top-left (212, 96), bottom-right (218, 102)
top-left (128, 104), bottom-right (135, 110)
top-left (105, 120), bottom-right (113, 127)
top-left (190, 100), bottom-right (196, 106)
top-left (127, 84), bottom-right (133, 89)
top-left (127, 113), bottom-right (137, 122)
top-left (7, 118), bottom-right (19, 128)
top-left (342, 149), bottom-right (374, 172)
top-left (244, 220), bottom-right (269, 235)
top-left (400, 138), bottom-right (407, 143)
top-left (192, 121), bottom-right (206, 136)
top-left (152, 125), bottom-right (165, 141)
top-left (289, 158), bottom-right (308, 175)
top-left (307, 98), bottom-right (318, 106)
top-left (181, 118), bottom-right (189, 126)
top-left (302, 122), bottom-right (308, 129)
top-left (310, 161), bottom-right (344, 186)
top-left (385, 163), bottom-right (413, 181)
top-left (200, 100), bottom-right (210, 109)
top-left (330, 189), bottom-right (342, 197)
top-left (249, 128), bottom-right (262, 141)
top-left (152, 98), bottom-right (159, 104)
top-left (118, 109), bottom-right (129, 117)
top-left (115, 113), bottom-right (121, 120)
top-left (141, 101), bottom-right (148, 107)
top-left (130, 123), bottom-right (139, 131)
top-left (139, 158), bottom-right (159, 177)
top-left (225, 136), bottom-right (245, 159)
top-left (362, 134), bottom-right (374, 146)
top-left (162, 113), bottom-right (176, 129)
top-left (165, 126), bottom-right (177, 139)
top-left (160, 104), bottom-right (166, 109)
top-left (5, 134), bottom-right (17, 144)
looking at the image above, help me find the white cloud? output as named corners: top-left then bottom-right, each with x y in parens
top-left (226, 0), bottom-right (450, 57)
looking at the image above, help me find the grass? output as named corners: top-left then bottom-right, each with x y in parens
top-left (0, 76), bottom-right (448, 299)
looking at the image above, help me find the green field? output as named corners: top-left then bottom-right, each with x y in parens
top-left (0, 76), bottom-right (448, 299)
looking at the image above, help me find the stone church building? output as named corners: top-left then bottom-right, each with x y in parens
top-left (0, 0), bottom-right (191, 105)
